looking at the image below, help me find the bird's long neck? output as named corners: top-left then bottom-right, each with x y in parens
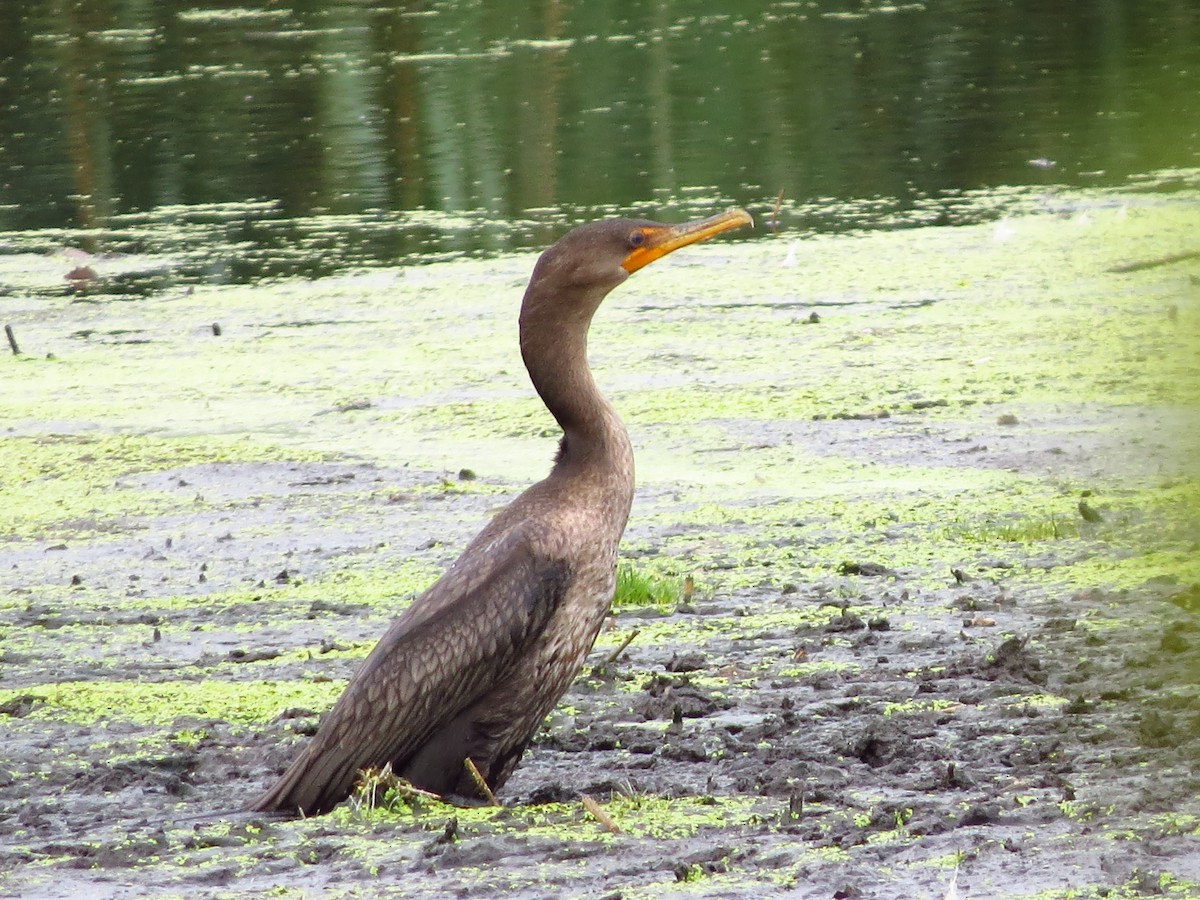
top-left (519, 302), bottom-right (632, 479)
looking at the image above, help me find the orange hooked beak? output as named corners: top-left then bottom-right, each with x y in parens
top-left (621, 208), bottom-right (754, 274)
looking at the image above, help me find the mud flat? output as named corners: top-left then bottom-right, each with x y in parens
top-left (1, 187), bottom-right (1198, 898)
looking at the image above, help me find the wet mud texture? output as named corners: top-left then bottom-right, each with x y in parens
top-left (2, 198), bottom-right (1199, 897)
top-left (1, 449), bottom-right (1198, 900)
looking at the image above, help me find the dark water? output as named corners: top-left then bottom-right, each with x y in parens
top-left (1, 0), bottom-right (1198, 290)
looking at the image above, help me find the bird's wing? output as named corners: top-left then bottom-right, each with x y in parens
top-left (250, 535), bottom-right (571, 815)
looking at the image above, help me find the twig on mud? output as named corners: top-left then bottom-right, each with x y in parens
top-left (581, 794), bottom-right (621, 834)
top-left (1107, 249), bottom-right (1200, 273)
top-left (352, 762), bottom-right (442, 814)
top-left (942, 864), bottom-right (960, 900)
top-left (463, 757), bottom-right (500, 807)
top-left (783, 791), bottom-right (804, 824)
top-left (594, 629), bottom-right (640, 676)
top-left (5, 324), bottom-right (19, 356)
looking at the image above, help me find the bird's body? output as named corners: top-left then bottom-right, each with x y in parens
top-left (251, 209), bottom-right (751, 816)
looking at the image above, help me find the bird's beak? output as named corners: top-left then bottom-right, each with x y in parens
top-left (622, 208), bottom-right (754, 274)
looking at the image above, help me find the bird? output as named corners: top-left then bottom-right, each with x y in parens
top-left (250, 208), bottom-right (753, 816)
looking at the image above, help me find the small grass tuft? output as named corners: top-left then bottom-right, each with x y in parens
top-left (612, 563), bottom-right (684, 612)
top-left (947, 514), bottom-right (1079, 544)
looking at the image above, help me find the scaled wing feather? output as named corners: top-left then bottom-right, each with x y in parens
top-left (251, 534), bottom-right (571, 815)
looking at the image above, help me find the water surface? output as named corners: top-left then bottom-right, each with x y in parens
top-left (1, 0), bottom-right (1198, 293)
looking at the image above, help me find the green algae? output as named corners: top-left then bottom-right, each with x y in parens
top-left (0, 678), bottom-right (346, 726)
top-left (11, 557), bottom-right (437, 621)
top-left (882, 697), bottom-right (957, 716)
top-left (630, 465), bottom-right (1199, 600)
top-left (265, 198), bottom-right (1200, 491)
top-left (1147, 812), bottom-right (1200, 837)
top-left (0, 432), bottom-right (328, 540)
top-left (221, 559), bottom-right (439, 612)
top-left (1, 187), bottom-right (1198, 900)
top-left (340, 792), bottom-right (760, 843)
top-left (1006, 692), bottom-right (1071, 711)
top-left (1017, 874), bottom-right (1200, 900)
top-left (596, 601), bottom-right (851, 651)
top-left (949, 514), bottom-right (1079, 544)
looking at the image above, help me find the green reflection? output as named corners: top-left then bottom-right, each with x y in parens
top-left (0, 0), bottom-right (1197, 277)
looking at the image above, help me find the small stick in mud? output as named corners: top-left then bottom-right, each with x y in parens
top-left (430, 816), bottom-right (458, 847)
top-left (769, 189), bottom-right (785, 234)
top-left (594, 628), bottom-right (640, 675)
top-left (581, 794), bottom-right (621, 834)
top-left (783, 790), bottom-right (804, 824)
top-left (463, 757), bottom-right (500, 806)
top-left (352, 762), bottom-right (442, 813)
top-left (5, 324), bottom-right (19, 356)
top-left (1107, 248), bottom-right (1200, 273)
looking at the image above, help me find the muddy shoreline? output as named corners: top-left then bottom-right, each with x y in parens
top-left (2, 194), bottom-right (1199, 898)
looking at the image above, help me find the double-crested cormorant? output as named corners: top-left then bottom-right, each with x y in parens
top-left (251, 208), bottom-right (753, 816)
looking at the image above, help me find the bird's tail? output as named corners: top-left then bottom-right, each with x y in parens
top-left (248, 741), bottom-right (361, 817)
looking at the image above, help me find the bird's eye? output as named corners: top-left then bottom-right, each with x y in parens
top-left (627, 230), bottom-right (646, 248)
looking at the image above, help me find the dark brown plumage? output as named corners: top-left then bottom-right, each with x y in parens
top-left (250, 209), bottom-right (753, 817)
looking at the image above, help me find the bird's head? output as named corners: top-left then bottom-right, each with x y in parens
top-left (522, 209), bottom-right (753, 326)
